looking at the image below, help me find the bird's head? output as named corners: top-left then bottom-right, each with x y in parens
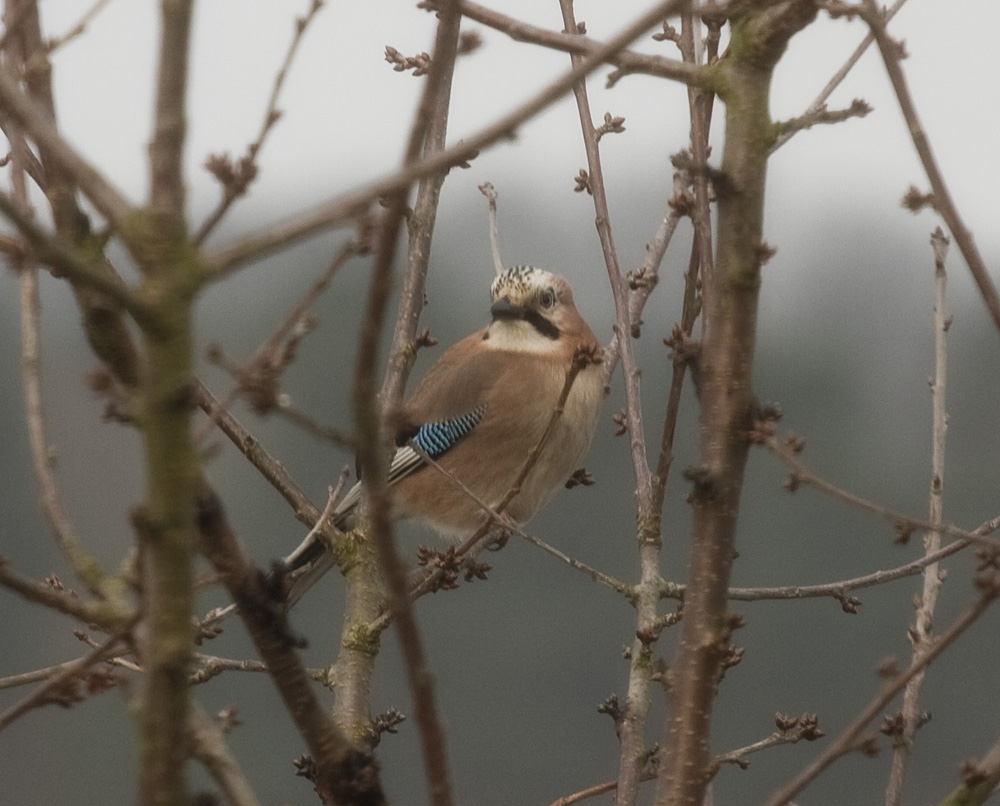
top-left (485, 265), bottom-right (594, 353)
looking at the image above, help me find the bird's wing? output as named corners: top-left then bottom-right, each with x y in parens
top-left (280, 406), bottom-right (487, 606)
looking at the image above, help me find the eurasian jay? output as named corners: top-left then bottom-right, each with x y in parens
top-left (281, 265), bottom-right (604, 604)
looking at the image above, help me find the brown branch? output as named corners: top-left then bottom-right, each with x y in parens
top-left (722, 534), bottom-right (974, 603)
top-left (0, 190), bottom-right (145, 316)
top-left (378, 0), bottom-right (463, 411)
top-left (194, 379), bottom-right (329, 535)
top-left (458, 0), bottom-right (705, 88)
top-left (205, 0), bottom-right (690, 276)
top-left (859, 0), bottom-right (1000, 337)
top-left (347, 6), bottom-right (463, 804)
top-left (412, 445), bottom-right (632, 599)
top-left (768, 587), bottom-right (1000, 806)
top-left (656, 5), bottom-right (819, 805)
top-left (0, 557), bottom-right (126, 627)
top-left (711, 717), bottom-right (825, 776)
top-left (601, 173), bottom-right (686, 376)
top-left (190, 655), bottom-right (268, 685)
top-left (194, 0), bottom-right (325, 246)
top-left (4, 0), bottom-right (144, 388)
top-left (555, 5), bottom-right (665, 804)
top-left (548, 778), bottom-right (620, 806)
top-left (19, 235), bottom-right (126, 604)
top-left (148, 0), bottom-right (191, 219)
top-left (135, 5), bottom-right (201, 804)
top-left (44, 0), bottom-right (112, 53)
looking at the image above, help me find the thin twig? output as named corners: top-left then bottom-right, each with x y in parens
top-left (0, 558), bottom-right (124, 627)
top-left (771, 0), bottom-right (908, 152)
top-left (413, 446), bottom-right (632, 598)
top-left (273, 402), bottom-right (354, 449)
top-left (194, 379), bottom-right (327, 534)
top-left (194, 0), bottom-right (325, 246)
top-left (764, 435), bottom-right (1000, 551)
top-left (886, 226), bottom-right (951, 805)
top-left (44, 0), bottom-right (112, 54)
top-left (205, 0), bottom-right (690, 276)
top-left (768, 589), bottom-right (1000, 806)
top-left (555, 4), bottom-right (663, 804)
top-left (458, 0), bottom-right (705, 88)
top-left (190, 656), bottom-right (268, 685)
top-left (0, 616), bottom-right (136, 732)
top-left (712, 722), bottom-right (823, 775)
top-left (859, 0), bottom-right (1000, 336)
top-left (195, 239), bottom-right (357, 445)
top-left (478, 182), bottom-right (505, 275)
top-left (722, 533), bottom-right (982, 603)
top-left (548, 778), bottom-right (619, 806)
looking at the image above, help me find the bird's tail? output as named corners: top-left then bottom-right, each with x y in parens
top-left (279, 483), bottom-right (361, 608)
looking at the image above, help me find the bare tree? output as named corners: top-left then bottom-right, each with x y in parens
top-left (1, 2), bottom-right (999, 806)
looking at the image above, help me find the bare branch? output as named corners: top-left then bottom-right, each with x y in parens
top-left (351, 5), bottom-right (464, 804)
top-left (458, 0), bottom-right (705, 88)
top-left (19, 241), bottom-right (127, 604)
top-left (886, 226), bottom-right (951, 805)
top-left (194, 379), bottom-right (329, 535)
top-left (44, 0), bottom-right (112, 54)
top-left (771, 0), bottom-right (908, 152)
top-left (0, 618), bottom-right (135, 733)
top-left (195, 239), bottom-right (357, 444)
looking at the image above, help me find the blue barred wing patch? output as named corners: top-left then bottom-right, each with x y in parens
top-left (411, 406), bottom-right (486, 457)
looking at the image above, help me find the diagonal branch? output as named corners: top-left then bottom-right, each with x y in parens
top-left (860, 0), bottom-right (1000, 336)
top-left (205, 0), bottom-right (690, 276)
top-left (459, 0), bottom-right (705, 88)
top-left (194, 0), bottom-right (325, 246)
top-left (196, 485), bottom-right (386, 806)
top-left (768, 586), bottom-right (1000, 806)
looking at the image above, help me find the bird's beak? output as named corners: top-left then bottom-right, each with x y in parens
top-left (490, 296), bottom-right (527, 320)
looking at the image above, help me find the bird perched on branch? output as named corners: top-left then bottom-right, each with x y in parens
top-left (280, 265), bottom-right (604, 605)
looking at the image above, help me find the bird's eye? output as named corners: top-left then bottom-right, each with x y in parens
top-left (541, 288), bottom-right (556, 309)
